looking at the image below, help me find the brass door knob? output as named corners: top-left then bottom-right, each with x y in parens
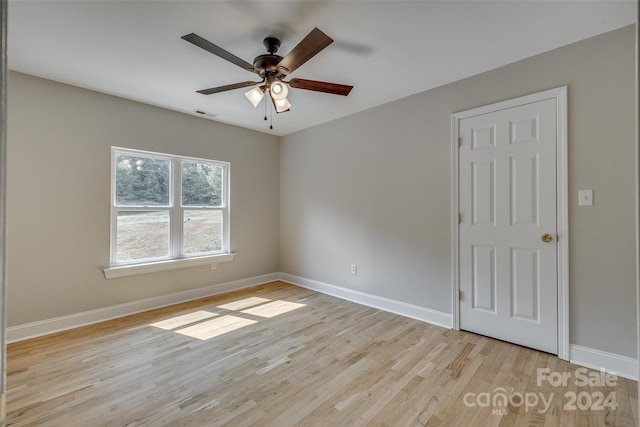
top-left (541, 234), bottom-right (553, 243)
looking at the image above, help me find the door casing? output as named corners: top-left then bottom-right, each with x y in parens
top-left (451, 86), bottom-right (569, 360)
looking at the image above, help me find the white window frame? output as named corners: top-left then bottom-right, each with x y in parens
top-left (103, 147), bottom-right (234, 279)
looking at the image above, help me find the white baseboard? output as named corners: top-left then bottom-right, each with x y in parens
top-left (570, 344), bottom-right (638, 381)
top-left (7, 272), bottom-right (280, 343)
top-left (278, 272), bottom-right (453, 329)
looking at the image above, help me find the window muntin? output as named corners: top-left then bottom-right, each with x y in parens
top-left (111, 148), bottom-right (229, 266)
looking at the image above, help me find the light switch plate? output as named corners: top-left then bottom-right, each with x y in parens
top-left (578, 189), bottom-right (593, 206)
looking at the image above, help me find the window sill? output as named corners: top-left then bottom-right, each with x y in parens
top-left (103, 253), bottom-right (235, 279)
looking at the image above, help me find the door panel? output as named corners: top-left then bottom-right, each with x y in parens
top-left (510, 247), bottom-right (539, 321)
top-left (510, 154), bottom-right (538, 226)
top-left (472, 245), bottom-right (496, 313)
top-left (459, 98), bottom-right (558, 354)
top-left (472, 160), bottom-right (495, 225)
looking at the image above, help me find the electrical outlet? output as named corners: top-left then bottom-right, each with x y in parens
top-left (350, 264), bottom-right (357, 275)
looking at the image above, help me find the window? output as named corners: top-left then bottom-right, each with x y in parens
top-left (106, 147), bottom-right (232, 278)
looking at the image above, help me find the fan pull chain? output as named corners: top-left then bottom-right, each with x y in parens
top-left (264, 92), bottom-right (267, 122)
top-left (269, 98), bottom-right (273, 130)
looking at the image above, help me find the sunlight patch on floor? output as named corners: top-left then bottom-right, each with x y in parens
top-left (148, 298), bottom-right (307, 340)
top-left (216, 297), bottom-right (271, 310)
top-left (241, 301), bottom-right (306, 318)
top-left (175, 315), bottom-right (258, 340)
top-left (150, 310), bottom-right (218, 330)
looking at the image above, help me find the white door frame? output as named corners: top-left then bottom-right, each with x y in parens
top-left (451, 86), bottom-right (569, 360)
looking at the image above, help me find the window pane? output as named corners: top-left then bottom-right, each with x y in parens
top-left (115, 154), bottom-right (170, 206)
top-left (182, 162), bottom-right (223, 207)
top-left (116, 211), bottom-right (169, 262)
top-left (183, 210), bottom-right (222, 255)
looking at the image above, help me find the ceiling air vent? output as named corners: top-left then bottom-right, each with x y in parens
top-left (192, 109), bottom-right (218, 118)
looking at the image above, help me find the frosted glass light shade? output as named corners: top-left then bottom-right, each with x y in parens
top-left (273, 97), bottom-right (291, 113)
top-left (270, 81), bottom-right (289, 100)
top-left (244, 86), bottom-right (265, 108)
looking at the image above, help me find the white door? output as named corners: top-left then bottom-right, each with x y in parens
top-left (458, 98), bottom-right (558, 354)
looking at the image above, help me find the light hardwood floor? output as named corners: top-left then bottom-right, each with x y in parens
top-left (7, 281), bottom-right (638, 426)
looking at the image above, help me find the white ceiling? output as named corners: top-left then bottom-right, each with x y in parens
top-left (8, 1), bottom-right (637, 136)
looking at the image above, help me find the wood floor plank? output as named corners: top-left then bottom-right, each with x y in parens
top-left (6, 281), bottom-right (638, 426)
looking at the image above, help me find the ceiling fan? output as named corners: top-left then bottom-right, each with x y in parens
top-left (181, 28), bottom-right (353, 116)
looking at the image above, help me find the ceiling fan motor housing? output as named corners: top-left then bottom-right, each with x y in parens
top-left (254, 37), bottom-right (284, 78)
top-left (253, 54), bottom-right (284, 77)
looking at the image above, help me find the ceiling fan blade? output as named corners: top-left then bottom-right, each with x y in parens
top-left (289, 78), bottom-right (353, 96)
top-left (276, 28), bottom-right (333, 77)
top-left (182, 33), bottom-right (257, 73)
top-left (196, 81), bottom-right (261, 95)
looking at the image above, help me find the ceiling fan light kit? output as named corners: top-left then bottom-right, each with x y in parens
top-left (272, 97), bottom-right (291, 114)
top-left (182, 27), bottom-right (353, 128)
top-left (269, 80), bottom-right (288, 100)
top-left (244, 86), bottom-right (265, 108)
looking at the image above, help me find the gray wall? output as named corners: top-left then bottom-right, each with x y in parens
top-left (7, 71), bottom-right (280, 326)
top-left (280, 26), bottom-right (637, 357)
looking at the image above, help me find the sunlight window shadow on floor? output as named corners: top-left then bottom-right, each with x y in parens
top-left (149, 310), bottom-right (218, 330)
top-left (176, 315), bottom-right (257, 340)
top-left (148, 296), bottom-right (307, 340)
top-left (240, 300), bottom-right (306, 318)
top-left (216, 296), bottom-right (271, 310)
